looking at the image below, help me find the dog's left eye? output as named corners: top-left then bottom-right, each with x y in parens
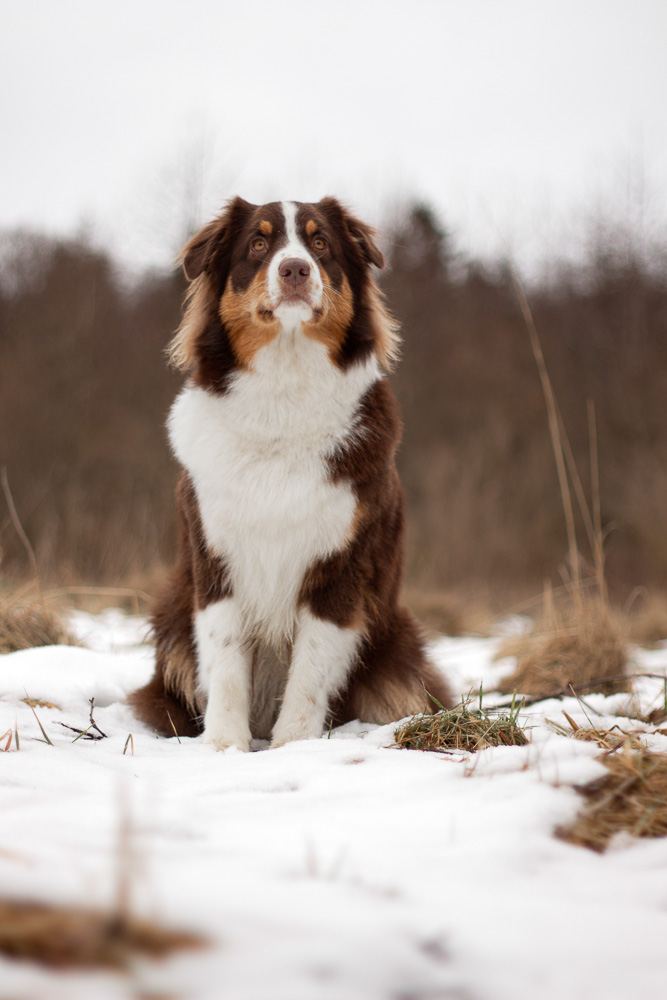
top-left (312, 237), bottom-right (327, 251)
top-left (252, 238), bottom-right (267, 252)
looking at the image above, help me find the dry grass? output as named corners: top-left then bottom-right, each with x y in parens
top-left (43, 583), bottom-right (154, 616)
top-left (0, 898), bottom-right (204, 969)
top-left (558, 749), bottom-right (667, 852)
top-left (627, 592), bottom-right (667, 648)
top-left (0, 594), bottom-right (77, 653)
top-left (402, 588), bottom-right (492, 637)
top-left (496, 595), bottom-right (629, 697)
top-left (395, 700), bottom-right (528, 753)
top-left (547, 714), bottom-right (649, 751)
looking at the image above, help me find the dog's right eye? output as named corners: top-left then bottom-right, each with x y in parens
top-left (252, 238), bottom-right (267, 252)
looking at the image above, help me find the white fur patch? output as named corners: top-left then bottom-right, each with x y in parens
top-left (267, 201), bottom-right (323, 319)
top-left (195, 598), bottom-right (252, 751)
top-left (271, 608), bottom-right (361, 747)
top-left (169, 337), bottom-right (380, 644)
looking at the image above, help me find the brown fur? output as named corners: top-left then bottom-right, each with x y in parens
top-left (366, 282), bottom-right (401, 369)
top-left (129, 198), bottom-right (453, 740)
top-left (303, 275), bottom-right (355, 361)
top-left (167, 272), bottom-right (215, 372)
top-left (218, 273), bottom-right (281, 367)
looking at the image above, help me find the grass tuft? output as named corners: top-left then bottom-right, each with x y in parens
top-left (496, 595), bottom-right (629, 697)
top-left (547, 714), bottom-right (648, 751)
top-left (0, 898), bottom-right (205, 969)
top-left (395, 698), bottom-right (528, 753)
top-left (0, 595), bottom-right (77, 653)
top-left (558, 749), bottom-right (667, 852)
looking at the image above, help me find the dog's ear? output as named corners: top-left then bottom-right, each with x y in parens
top-left (318, 197), bottom-right (385, 270)
top-left (181, 218), bottom-right (225, 281)
top-left (180, 197), bottom-right (255, 281)
top-left (346, 216), bottom-right (385, 270)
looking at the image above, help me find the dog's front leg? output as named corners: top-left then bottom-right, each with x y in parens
top-left (195, 598), bottom-right (252, 751)
top-left (271, 608), bottom-right (360, 748)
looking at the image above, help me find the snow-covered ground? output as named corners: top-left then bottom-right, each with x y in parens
top-left (1, 609), bottom-right (667, 1000)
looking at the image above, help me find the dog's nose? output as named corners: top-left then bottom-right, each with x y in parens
top-left (279, 258), bottom-right (311, 286)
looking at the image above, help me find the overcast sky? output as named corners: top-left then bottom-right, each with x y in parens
top-left (1, 0), bottom-right (665, 273)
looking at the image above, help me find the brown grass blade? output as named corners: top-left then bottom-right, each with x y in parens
top-left (23, 692), bottom-right (53, 746)
top-left (166, 711), bottom-right (182, 744)
top-left (1, 467), bottom-right (40, 599)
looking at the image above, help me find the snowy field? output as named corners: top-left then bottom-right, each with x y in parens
top-left (1, 609), bottom-right (667, 1000)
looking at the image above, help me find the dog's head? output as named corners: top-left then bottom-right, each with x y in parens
top-left (169, 198), bottom-right (399, 386)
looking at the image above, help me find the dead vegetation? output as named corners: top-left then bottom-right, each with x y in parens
top-left (0, 898), bottom-right (204, 969)
top-left (558, 749), bottom-right (667, 852)
top-left (547, 714), bottom-right (659, 751)
top-left (496, 595), bottom-right (630, 698)
top-left (394, 699), bottom-right (528, 753)
top-left (626, 592), bottom-right (667, 648)
top-left (489, 262), bottom-right (633, 699)
top-left (0, 594), bottom-right (77, 653)
top-left (402, 588), bottom-right (491, 637)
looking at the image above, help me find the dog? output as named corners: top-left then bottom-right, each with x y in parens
top-left (129, 197), bottom-right (452, 749)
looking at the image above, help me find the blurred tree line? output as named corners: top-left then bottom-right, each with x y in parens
top-left (1, 209), bottom-right (666, 603)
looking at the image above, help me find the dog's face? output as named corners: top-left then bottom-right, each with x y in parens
top-left (176, 198), bottom-right (390, 372)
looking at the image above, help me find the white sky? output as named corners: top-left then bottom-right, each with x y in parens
top-left (1, 0), bottom-right (666, 273)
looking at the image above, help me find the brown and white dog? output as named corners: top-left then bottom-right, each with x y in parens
top-left (130, 197), bottom-right (452, 749)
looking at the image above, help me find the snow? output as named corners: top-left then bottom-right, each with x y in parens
top-left (1, 610), bottom-right (667, 1000)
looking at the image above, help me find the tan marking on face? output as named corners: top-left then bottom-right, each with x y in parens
top-left (219, 272), bottom-right (280, 367)
top-left (259, 220), bottom-right (273, 235)
top-left (302, 274), bottom-right (354, 363)
top-left (305, 219), bottom-right (317, 236)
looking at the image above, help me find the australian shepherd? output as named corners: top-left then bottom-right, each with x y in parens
top-left (130, 197), bottom-right (452, 749)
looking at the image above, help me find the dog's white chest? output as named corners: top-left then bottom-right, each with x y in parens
top-left (168, 339), bottom-right (378, 637)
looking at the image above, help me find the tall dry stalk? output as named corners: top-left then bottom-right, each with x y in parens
top-left (588, 400), bottom-right (607, 603)
top-left (508, 269), bottom-right (581, 593)
top-left (496, 275), bottom-right (630, 698)
top-left (1, 467), bottom-right (40, 599)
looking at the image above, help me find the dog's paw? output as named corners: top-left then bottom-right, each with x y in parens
top-left (270, 718), bottom-right (320, 749)
top-left (202, 732), bottom-right (250, 753)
